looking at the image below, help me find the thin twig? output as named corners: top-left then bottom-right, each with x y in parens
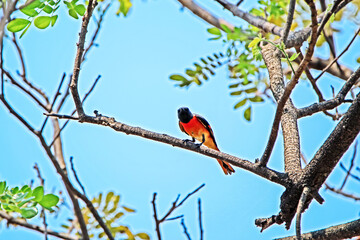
top-left (181, 218), bottom-right (192, 240)
top-left (314, 27), bottom-right (360, 81)
top-left (40, 73), bottom-right (66, 133)
top-left (70, 156), bottom-right (86, 195)
top-left (296, 187), bottom-right (310, 240)
top-left (297, 65), bottom-right (360, 118)
top-left (82, 3), bottom-right (111, 63)
top-left (152, 184), bottom-right (205, 240)
top-left (325, 183), bottom-right (360, 201)
top-left (49, 75), bottom-right (101, 148)
top-left (198, 198), bottom-right (203, 240)
top-left (281, 0), bottom-right (296, 45)
top-left (340, 141), bottom-right (358, 190)
top-left (3, 69), bottom-right (48, 110)
top-left (0, 95), bottom-right (38, 135)
top-left (152, 193), bottom-right (162, 240)
top-left (339, 163), bottom-right (360, 182)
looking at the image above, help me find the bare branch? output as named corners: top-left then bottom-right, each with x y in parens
top-left (340, 141), bottom-right (357, 190)
top-left (82, 3), bottom-right (111, 63)
top-left (40, 73), bottom-right (67, 133)
top-left (49, 75), bottom-right (101, 148)
top-left (0, 95), bottom-right (38, 135)
top-left (198, 198), bottom-right (203, 240)
top-left (295, 187), bottom-right (310, 240)
top-left (46, 112), bottom-right (290, 186)
top-left (70, 156), bottom-right (86, 195)
top-left (69, 0), bottom-right (97, 118)
top-left (152, 193), bottom-right (162, 240)
top-left (3, 69), bottom-right (48, 110)
top-left (177, 0), bottom-right (235, 31)
top-left (297, 65), bottom-right (360, 118)
top-left (180, 218), bottom-right (192, 240)
top-left (281, 0), bottom-right (296, 45)
top-left (0, 211), bottom-right (77, 240)
top-left (314, 27), bottom-right (360, 82)
top-left (325, 183), bottom-right (360, 201)
top-left (277, 217), bottom-right (360, 240)
top-left (152, 184), bottom-right (205, 240)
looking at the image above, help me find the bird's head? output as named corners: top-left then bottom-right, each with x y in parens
top-left (178, 107), bottom-right (193, 123)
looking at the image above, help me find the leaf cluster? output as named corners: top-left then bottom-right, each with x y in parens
top-left (62, 191), bottom-right (149, 240)
top-left (170, 24), bottom-right (267, 121)
top-left (0, 181), bottom-right (59, 219)
top-left (7, 0), bottom-right (61, 37)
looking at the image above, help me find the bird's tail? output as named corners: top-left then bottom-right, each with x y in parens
top-left (217, 159), bottom-right (235, 175)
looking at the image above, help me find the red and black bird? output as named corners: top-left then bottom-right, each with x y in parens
top-left (177, 107), bottom-right (235, 175)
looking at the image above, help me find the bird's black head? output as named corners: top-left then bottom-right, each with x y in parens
top-left (178, 107), bottom-right (193, 123)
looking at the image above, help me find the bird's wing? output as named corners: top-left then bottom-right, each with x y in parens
top-left (195, 114), bottom-right (218, 147)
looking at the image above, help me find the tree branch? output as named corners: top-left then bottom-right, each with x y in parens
top-left (277, 218), bottom-right (360, 240)
top-left (176, 0), bottom-right (235, 31)
top-left (46, 111), bottom-right (290, 186)
top-left (295, 187), bottom-right (310, 240)
top-left (297, 65), bottom-right (360, 118)
top-left (0, 211), bottom-right (77, 240)
top-left (281, 0), bottom-right (296, 45)
top-left (69, 0), bottom-right (97, 118)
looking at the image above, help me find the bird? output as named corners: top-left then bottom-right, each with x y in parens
top-left (177, 107), bottom-right (235, 175)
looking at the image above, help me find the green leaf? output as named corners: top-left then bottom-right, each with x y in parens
top-left (51, 15), bottom-right (58, 26)
top-left (245, 87), bottom-right (257, 93)
top-left (249, 96), bottom-right (264, 102)
top-left (248, 37), bottom-right (260, 48)
top-left (6, 18), bottom-right (30, 32)
top-left (229, 83), bottom-right (240, 88)
top-left (20, 207), bottom-right (38, 219)
top-left (32, 186), bottom-right (44, 202)
top-left (122, 206), bottom-right (135, 212)
top-left (234, 98), bottom-right (247, 109)
top-left (21, 0), bottom-right (41, 9)
top-left (43, 5), bottom-right (53, 14)
top-left (244, 106), bottom-right (251, 121)
top-left (135, 233), bottom-right (150, 240)
top-left (185, 69), bottom-right (197, 77)
top-left (20, 8), bottom-right (39, 17)
top-left (357, 57), bottom-right (360, 63)
top-left (220, 24), bottom-right (232, 33)
top-left (0, 181), bottom-right (6, 194)
top-left (39, 194), bottom-right (59, 208)
top-left (34, 16), bottom-right (51, 29)
top-left (117, 0), bottom-right (132, 17)
top-left (18, 197), bottom-right (34, 208)
top-left (11, 187), bottom-right (19, 194)
top-left (230, 90), bottom-right (243, 96)
top-left (207, 27), bottom-right (221, 36)
top-left (169, 74), bottom-right (187, 81)
top-left (74, 4), bottom-right (86, 16)
top-left (289, 52), bottom-right (300, 61)
top-left (68, 9), bottom-right (79, 19)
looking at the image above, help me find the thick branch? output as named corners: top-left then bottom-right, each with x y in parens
top-left (277, 218), bottom-right (360, 240)
top-left (302, 90), bottom-right (360, 196)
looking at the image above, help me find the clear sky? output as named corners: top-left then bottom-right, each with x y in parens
top-left (1, 0), bottom-right (360, 239)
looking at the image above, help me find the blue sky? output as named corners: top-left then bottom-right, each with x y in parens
top-left (1, 0), bottom-right (360, 239)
